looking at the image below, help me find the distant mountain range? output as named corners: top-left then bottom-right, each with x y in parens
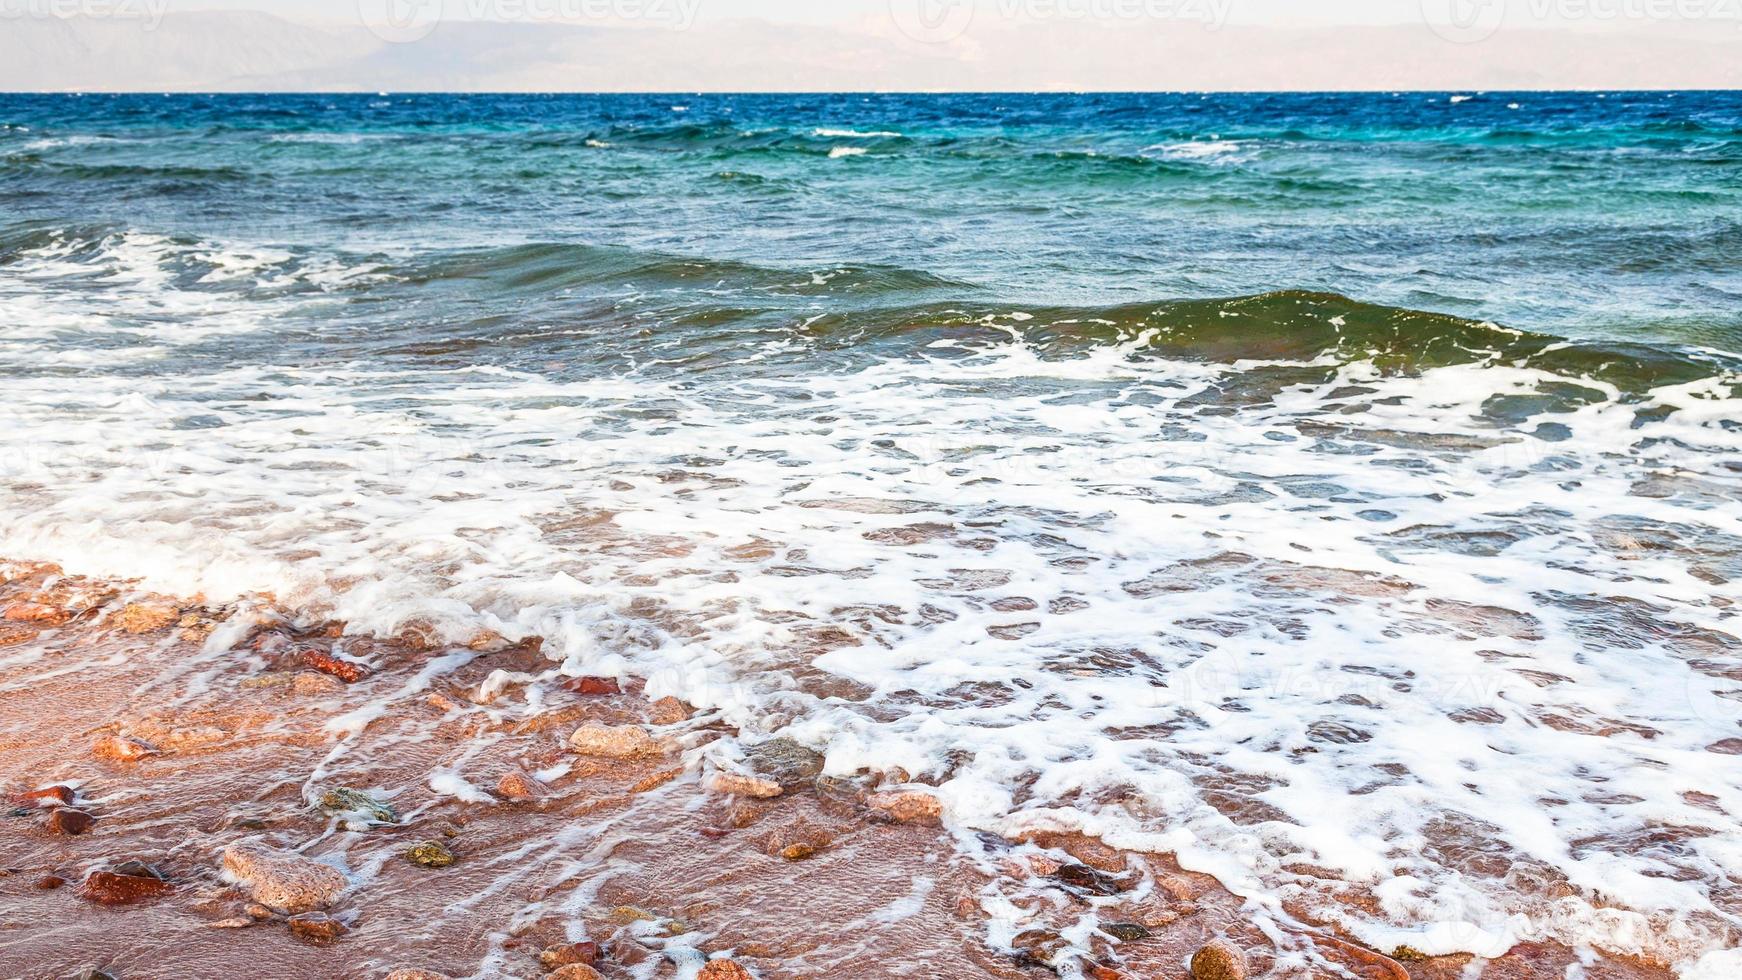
top-left (3, 11), bottom-right (1739, 91)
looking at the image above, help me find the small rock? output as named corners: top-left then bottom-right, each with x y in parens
top-left (118, 602), bottom-right (179, 634)
top-left (47, 808), bottom-right (96, 836)
top-left (93, 735), bottom-right (158, 762)
top-left (80, 869), bottom-right (174, 905)
top-left (569, 676), bottom-right (621, 695)
top-left (495, 769), bottom-right (546, 801)
top-left (780, 842), bottom-right (817, 861)
top-left (648, 696), bottom-right (690, 726)
top-left (292, 671), bottom-right (347, 696)
top-left (405, 841), bottom-right (455, 868)
top-left (244, 903), bottom-right (275, 920)
top-left (208, 917), bottom-right (257, 929)
top-left (712, 772), bottom-right (783, 799)
top-left (3, 602), bottom-right (68, 625)
top-left (1103, 922), bottom-right (1150, 941)
top-left (35, 874), bottom-right (67, 890)
top-left (546, 966), bottom-right (603, 980)
top-left (1053, 863), bottom-right (1129, 896)
top-left (1190, 940), bottom-right (1249, 980)
top-left (384, 971), bottom-right (452, 980)
top-left (540, 941), bottom-right (601, 968)
top-left (301, 650), bottom-right (370, 684)
top-left (568, 723), bottom-right (664, 758)
top-left (222, 843), bottom-right (349, 914)
top-left (74, 970), bottom-right (117, 980)
top-left (698, 961), bottom-right (755, 980)
top-left (867, 789), bottom-right (943, 823)
top-left (17, 785), bottom-right (75, 806)
top-left (318, 787), bottom-right (398, 824)
top-left (111, 860), bottom-right (163, 879)
top-left (741, 737), bottom-right (824, 791)
top-left (607, 905), bottom-right (657, 924)
top-left (287, 911), bottom-right (349, 943)
top-left (1012, 929), bottom-right (1067, 968)
top-left (1134, 905), bottom-right (1182, 928)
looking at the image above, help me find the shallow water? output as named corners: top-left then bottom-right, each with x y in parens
top-left (1, 92), bottom-right (1740, 977)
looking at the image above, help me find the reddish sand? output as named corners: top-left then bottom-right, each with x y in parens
top-left (0, 562), bottom-right (1670, 979)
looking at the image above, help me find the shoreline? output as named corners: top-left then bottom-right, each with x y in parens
top-left (0, 560), bottom-right (1676, 979)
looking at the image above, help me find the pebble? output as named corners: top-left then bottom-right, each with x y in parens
top-left (292, 671), bottom-right (347, 696)
top-left (92, 735), bottom-right (158, 762)
top-left (222, 843), bottom-right (349, 914)
top-left (47, 808), bottom-right (96, 835)
top-left (546, 966), bottom-right (603, 980)
top-left (1053, 863), bottom-right (1129, 896)
top-left (1190, 940), bottom-right (1249, 980)
top-left (117, 602), bottom-right (179, 634)
top-left (319, 787), bottom-right (399, 824)
top-left (288, 911), bottom-right (349, 943)
top-left (698, 962), bottom-right (755, 980)
top-left (569, 676), bottom-right (620, 695)
top-left (741, 738), bottom-right (824, 791)
top-left (711, 772), bottom-right (783, 799)
top-left (18, 785), bottom-right (76, 806)
top-left (35, 874), bottom-right (67, 890)
top-left (539, 941), bottom-right (601, 968)
top-left (1103, 922), bottom-right (1150, 941)
top-left (3, 601), bottom-right (69, 625)
top-left (80, 869), bottom-right (174, 905)
top-left (648, 696), bottom-right (690, 726)
top-left (301, 650), bottom-right (371, 684)
top-left (568, 723), bottom-right (664, 758)
top-left (866, 789), bottom-right (943, 823)
top-left (495, 769), bottom-right (546, 801)
top-left (384, 971), bottom-right (451, 980)
top-left (779, 843), bottom-right (817, 861)
top-left (405, 841), bottom-right (456, 868)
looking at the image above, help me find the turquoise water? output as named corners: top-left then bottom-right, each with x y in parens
top-left (2, 92), bottom-right (1741, 975)
top-left (3, 92), bottom-right (1741, 360)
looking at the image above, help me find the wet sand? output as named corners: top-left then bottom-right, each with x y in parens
top-left (0, 562), bottom-right (1672, 980)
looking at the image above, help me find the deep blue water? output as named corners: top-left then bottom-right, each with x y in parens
top-left (2, 91), bottom-right (1740, 361)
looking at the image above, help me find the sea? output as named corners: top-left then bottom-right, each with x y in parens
top-left (1, 92), bottom-right (1740, 975)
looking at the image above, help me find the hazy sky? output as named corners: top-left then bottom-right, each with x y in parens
top-left (5, 0), bottom-right (1741, 90)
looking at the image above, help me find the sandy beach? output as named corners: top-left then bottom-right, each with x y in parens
top-left (0, 560), bottom-right (1676, 980)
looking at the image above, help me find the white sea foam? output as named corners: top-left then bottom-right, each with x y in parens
top-left (2, 233), bottom-right (1740, 974)
top-left (813, 128), bottom-right (902, 139)
top-left (1144, 139), bottom-right (1248, 163)
top-left (828, 146), bottom-right (868, 159)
